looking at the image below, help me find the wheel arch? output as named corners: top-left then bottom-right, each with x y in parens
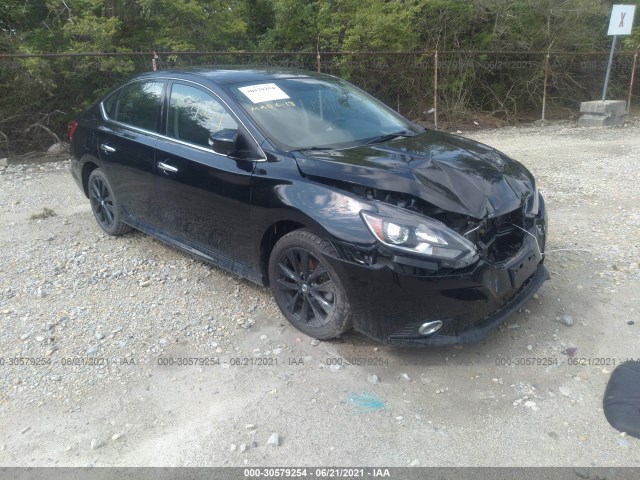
top-left (80, 156), bottom-right (101, 198)
top-left (259, 220), bottom-right (307, 286)
top-left (255, 185), bottom-right (379, 286)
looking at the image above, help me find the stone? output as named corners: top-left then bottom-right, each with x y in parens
top-left (558, 314), bottom-right (574, 326)
top-left (242, 319), bottom-right (255, 329)
top-left (47, 143), bottom-right (68, 154)
top-left (267, 433), bottom-right (280, 446)
top-left (559, 386), bottom-right (572, 397)
top-left (578, 100), bottom-right (627, 127)
top-left (86, 345), bottom-right (100, 355)
top-left (90, 439), bottom-right (104, 450)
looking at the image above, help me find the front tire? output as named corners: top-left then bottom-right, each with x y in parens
top-left (88, 168), bottom-right (132, 236)
top-left (269, 229), bottom-right (352, 340)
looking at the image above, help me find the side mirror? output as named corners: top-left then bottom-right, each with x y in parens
top-left (209, 129), bottom-right (238, 156)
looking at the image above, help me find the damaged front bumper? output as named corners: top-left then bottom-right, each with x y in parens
top-left (326, 201), bottom-right (549, 346)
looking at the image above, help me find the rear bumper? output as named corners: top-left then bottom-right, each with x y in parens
top-left (70, 155), bottom-right (84, 194)
top-left (326, 211), bottom-right (548, 346)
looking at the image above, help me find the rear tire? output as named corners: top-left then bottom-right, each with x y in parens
top-left (88, 168), bottom-right (132, 236)
top-left (269, 229), bottom-right (352, 340)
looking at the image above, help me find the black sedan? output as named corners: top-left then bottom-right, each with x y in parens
top-left (69, 68), bottom-right (548, 346)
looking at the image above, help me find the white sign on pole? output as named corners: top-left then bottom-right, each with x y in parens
top-left (607, 5), bottom-right (636, 36)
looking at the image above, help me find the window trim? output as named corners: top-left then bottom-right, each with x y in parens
top-left (166, 81), bottom-right (238, 150)
top-left (99, 77), bottom-right (266, 162)
top-left (107, 79), bottom-right (165, 133)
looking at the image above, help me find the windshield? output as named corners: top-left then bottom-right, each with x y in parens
top-left (228, 77), bottom-right (421, 151)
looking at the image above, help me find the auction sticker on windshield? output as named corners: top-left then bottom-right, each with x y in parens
top-left (238, 83), bottom-right (290, 103)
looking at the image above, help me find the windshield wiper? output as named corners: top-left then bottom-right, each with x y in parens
top-left (297, 146), bottom-right (335, 151)
top-left (368, 131), bottom-right (414, 144)
top-left (296, 132), bottom-right (414, 151)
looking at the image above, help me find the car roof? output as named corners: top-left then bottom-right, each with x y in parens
top-left (136, 66), bottom-right (332, 85)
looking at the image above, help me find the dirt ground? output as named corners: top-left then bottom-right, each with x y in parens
top-left (0, 119), bottom-right (639, 468)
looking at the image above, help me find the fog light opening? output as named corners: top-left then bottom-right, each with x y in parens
top-left (418, 320), bottom-right (443, 336)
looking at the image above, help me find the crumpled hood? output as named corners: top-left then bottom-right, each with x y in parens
top-left (293, 130), bottom-right (536, 219)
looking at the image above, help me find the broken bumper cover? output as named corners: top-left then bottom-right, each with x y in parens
top-left (326, 220), bottom-right (549, 346)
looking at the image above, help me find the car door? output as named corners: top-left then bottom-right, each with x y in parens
top-left (153, 81), bottom-right (256, 268)
top-left (97, 80), bottom-right (165, 225)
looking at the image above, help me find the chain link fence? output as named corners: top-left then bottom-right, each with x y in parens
top-left (0, 50), bottom-right (638, 159)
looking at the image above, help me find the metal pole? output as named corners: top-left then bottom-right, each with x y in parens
top-left (602, 35), bottom-right (618, 101)
top-left (434, 50), bottom-right (438, 131)
top-left (541, 52), bottom-right (550, 126)
top-left (628, 49), bottom-right (638, 113)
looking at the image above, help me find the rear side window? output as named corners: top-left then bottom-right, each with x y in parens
top-left (167, 83), bottom-right (238, 147)
top-left (115, 81), bottom-right (164, 132)
top-left (102, 91), bottom-right (118, 119)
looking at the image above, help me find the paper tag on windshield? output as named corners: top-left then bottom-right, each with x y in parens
top-left (238, 83), bottom-right (290, 104)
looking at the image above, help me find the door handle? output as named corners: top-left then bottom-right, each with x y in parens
top-left (158, 161), bottom-right (178, 173)
top-left (100, 143), bottom-right (116, 154)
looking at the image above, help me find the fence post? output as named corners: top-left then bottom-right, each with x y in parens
top-left (541, 51), bottom-right (550, 126)
top-left (540, 42), bottom-right (555, 127)
top-left (628, 48), bottom-right (638, 113)
top-left (434, 50), bottom-right (438, 131)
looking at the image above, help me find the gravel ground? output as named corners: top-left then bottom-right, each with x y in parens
top-left (0, 120), bottom-right (639, 467)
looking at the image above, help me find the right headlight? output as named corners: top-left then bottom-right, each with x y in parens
top-left (361, 209), bottom-right (479, 269)
top-left (526, 185), bottom-right (539, 217)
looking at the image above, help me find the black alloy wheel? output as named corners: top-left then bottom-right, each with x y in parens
top-left (269, 229), bottom-right (352, 339)
top-left (88, 168), bottom-right (132, 236)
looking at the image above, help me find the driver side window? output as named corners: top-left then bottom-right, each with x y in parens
top-left (167, 83), bottom-right (238, 147)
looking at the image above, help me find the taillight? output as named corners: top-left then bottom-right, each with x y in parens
top-left (67, 120), bottom-right (78, 142)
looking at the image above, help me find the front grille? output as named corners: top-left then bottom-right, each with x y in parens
top-left (430, 207), bottom-right (529, 264)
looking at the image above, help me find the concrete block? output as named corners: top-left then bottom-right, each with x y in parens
top-left (578, 100), bottom-right (627, 127)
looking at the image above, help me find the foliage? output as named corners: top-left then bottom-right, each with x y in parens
top-left (5, 1), bottom-right (635, 54)
top-left (1, 0), bottom-right (639, 156)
